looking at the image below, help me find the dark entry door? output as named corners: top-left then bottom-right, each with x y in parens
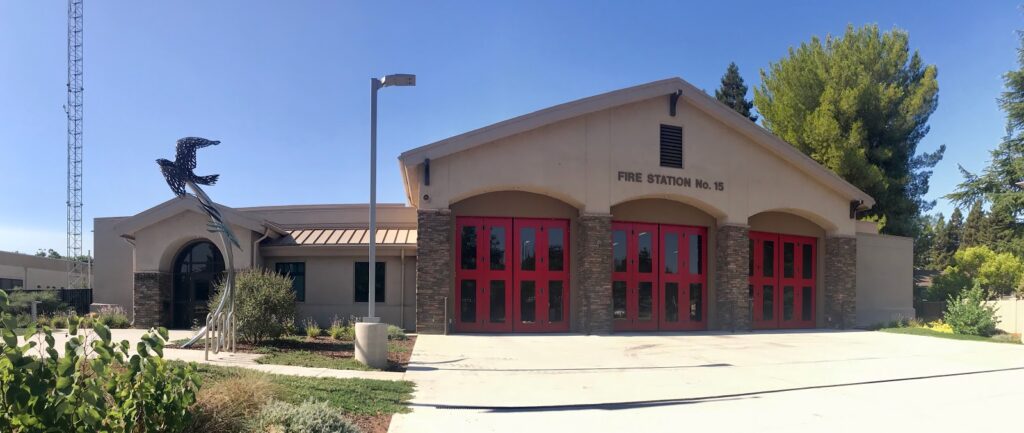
top-left (611, 222), bottom-right (659, 331)
top-left (658, 225), bottom-right (708, 331)
top-left (513, 218), bottom-right (570, 332)
top-left (750, 232), bottom-right (816, 329)
top-left (455, 217), bottom-right (513, 332)
top-left (172, 241), bottom-right (224, 329)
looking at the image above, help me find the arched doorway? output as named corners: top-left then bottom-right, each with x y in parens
top-left (171, 240), bottom-right (224, 329)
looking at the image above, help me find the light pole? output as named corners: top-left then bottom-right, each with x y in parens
top-left (357, 73), bottom-right (414, 369)
top-left (367, 73), bottom-right (415, 321)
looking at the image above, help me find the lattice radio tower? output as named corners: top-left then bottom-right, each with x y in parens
top-left (65, 0), bottom-right (86, 289)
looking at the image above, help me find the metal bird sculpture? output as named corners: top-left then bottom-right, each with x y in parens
top-left (159, 136), bottom-right (239, 353)
top-left (155, 137), bottom-right (240, 249)
top-left (157, 137), bottom-right (221, 197)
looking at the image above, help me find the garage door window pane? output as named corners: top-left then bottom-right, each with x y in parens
top-left (802, 244), bottom-right (813, 279)
top-left (460, 226), bottom-right (477, 270)
top-left (689, 283), bottom-right (702, 322)
top-left (520, 228), bottom-right (536, 271)
top-left (549, 281), bottom-right (564, 322)
top-left (520, 280), bottom-right (536, 323)
top-left (664, 282), bottom-right (679, 322)
top-left (613, 230), bottom-right (628, 272)
top-left (638, 282), bottom-right (653, 319)
top-left (783, 286), bottom-right (794, 320)
top-left (763, 241), bottom-right (774, 277)
top-left (460, 280), bottom-right (476, 323)
top-left (613, 281), bottom-right (627, 319)
top-left (548, 228), bottom-right (564, 271)
top-left (664, 233), bottom-right (678, 274)
top-left (762, 285), bottom-right (774, 320)
top-left (689, 234), bottom-right (702, 275)
top-left (489, 280), bottom-right (505, 323)
top-left (638, 231), bottom-right (653, 273)
top-left (802, 286), bottom-right (813, 321)
top-left (490, 227), bottom-right (506, 271)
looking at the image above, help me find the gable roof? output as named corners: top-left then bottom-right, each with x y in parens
top-left (398, 77), bottom-right (875, 209)
top-left (112, 196), bottom-right (286, 237)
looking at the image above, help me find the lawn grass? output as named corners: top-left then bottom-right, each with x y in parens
top-left (256, 349), bottom-right (372, 371)
top-left (188, 362), bottom-right (414, 416)
top-left (879, 326), bottom-right (1021, 344)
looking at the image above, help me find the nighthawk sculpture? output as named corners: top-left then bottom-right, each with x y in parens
top-left (158, 137), bottom-right (237, 356)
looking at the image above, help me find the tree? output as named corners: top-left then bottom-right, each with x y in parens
top-left (947, 33), bottom-right (1024, 254)
top-left (754, 24), bottom-right (945, 236)
top-left (932, 208), bottom-right (963, 270)
top-left (960, 200), bottom-right (988, 248)
top-left (715, 62), bottom-right (757, 121)
top-left (913, 214), bottom-right (937, 268)
top-left (34, 249), bottom-right (62, 259)
top-left (928, 213), bottom-right (947, 270)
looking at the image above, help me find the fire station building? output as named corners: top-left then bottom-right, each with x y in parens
top-left (93, 77), bottom-right (912, 333)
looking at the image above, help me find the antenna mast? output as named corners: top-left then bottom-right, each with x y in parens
top-left (66, 0), bottom-right (86, 289)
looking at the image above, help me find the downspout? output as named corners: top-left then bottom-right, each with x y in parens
top-left (400, 248), bottom-right (406, 330)
top-left (252, 228), bottom-right (271, 269)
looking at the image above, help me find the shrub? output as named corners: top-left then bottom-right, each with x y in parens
top-left (928, 267), bottom-right (972, 302)
top-left (189, 373), bottom-right (273, 433)
top-left (253, 400), bottom-right (360, 433)
top-left (328, 316), bottom-right (353, 340)
top-left (0, 290), bottom-right (200, 432)
top-left (49, 314), bottom-right (68, 329)
top-left (6, 290), bottom-right (66, 316)
top-left (95, 305), bottom-right (131, 328)
top-left (944, 286), bottom-right (1000, 337)
top-left (304, 317), bottom-right (322, 338)
top-left (209, 268), bottom-right (297, 344)
top-left (387, 324), bottom-right (408, 340)
top-left (954, 246), bottom-right (1024, 295)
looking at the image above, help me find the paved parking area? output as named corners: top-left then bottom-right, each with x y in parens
top-left (389, 330), bottom-right (1024, 432)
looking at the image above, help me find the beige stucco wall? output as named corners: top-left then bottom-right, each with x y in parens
top-left (131, 210), bottom-right (257, 273)
top-left (262, 249), bottom-right (416, 330)
top-left (0, 250), bottom-right (85, 291)
top-left (93, 217), bottom-right (134, 316)
top-left (990, 298), bottom-right (1024, 335)
top-left (415, 96), bottom-right (856, 235)
top-left (856, 233), bottom-right (914, 326)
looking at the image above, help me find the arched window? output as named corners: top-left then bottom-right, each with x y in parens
top-left (171, 240), bottom-right (225, 328)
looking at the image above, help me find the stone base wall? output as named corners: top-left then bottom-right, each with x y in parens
top-left (416, 209), bottom-right (452, 334)
top-left (825, 236), bottom-right (857, 328)
top-left (133, 272), bottom-right (171, 329)
top-left (577, 214), bottom-right (612, 334)
top-left (715, 224), bottom-right (750, 331)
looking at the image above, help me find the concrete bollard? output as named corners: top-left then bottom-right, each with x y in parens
top-left (354, 322), bottom-right (389, 369)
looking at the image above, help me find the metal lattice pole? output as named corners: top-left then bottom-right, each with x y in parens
top-left (66, 0), bottom-right (87, 289)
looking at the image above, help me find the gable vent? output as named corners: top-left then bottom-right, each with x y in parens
top-left (660, 124), bottom-right (683, 168)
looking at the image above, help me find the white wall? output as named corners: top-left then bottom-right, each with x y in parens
top-left (990, 298), bottom-right (1024, 335)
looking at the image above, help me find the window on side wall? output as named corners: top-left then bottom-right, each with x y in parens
top-left (355, 262), bottom-right (386, 303)
top-left (660, 124), bottom-right (683, 168)
top-left (275, 262), bottom-right (306, 302)
top-left (0, 278), bottom-right (24, 290)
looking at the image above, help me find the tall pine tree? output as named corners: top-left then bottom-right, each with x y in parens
top-left (929, 214), bottom-right (949, 270)
top-left (947, 32), bottom-right (1024, 256)
top-left (715, 62), bottom-right (757, 121)
top-left (960, 200), bottom-right (987, 248)
top-left (754, 24), bottom-right (945, 237)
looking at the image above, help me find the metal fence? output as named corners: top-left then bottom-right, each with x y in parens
top-left (2, 289), bottom-right (93, 316)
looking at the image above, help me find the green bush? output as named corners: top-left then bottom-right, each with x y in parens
top-left (387, 324), bottom-right (408, 341)
top-left (49, 314), bottom-right (68, 329)
top-left (943, 286), bottom-right (1000, 337)
top-left (6, 290), bottom-right (66, 316)
top-left (209, 268), bottom-right (296, 345)
top-left (927, 267), bottom-right (972, 302)
top-left (304, 317), bottom-right (322, 338)
top-left (253, 400), bottom-right (360, 433)
top-left (328, 316), bottom-right (353, 341)
top-left (0, 290), bottom-right (200, 432)
top-left (95, 305), bottom-right (131, 328)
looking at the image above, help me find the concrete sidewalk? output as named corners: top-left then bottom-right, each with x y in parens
top-left (389, 331), bottom-right (1024, 433)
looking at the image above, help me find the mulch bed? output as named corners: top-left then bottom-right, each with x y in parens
top-left (173, 335), bottom-right (417, 372)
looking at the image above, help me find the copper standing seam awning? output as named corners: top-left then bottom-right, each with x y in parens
top-left (269, 228), bottom-right (418, 246)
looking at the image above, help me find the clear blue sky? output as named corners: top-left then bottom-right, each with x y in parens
top-left (0, 1), bottom-right (1019, 254)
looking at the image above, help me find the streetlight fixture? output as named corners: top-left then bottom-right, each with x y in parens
top-left (357, 73), bottom-right (415, 369)
top-left (368, 73), bottom-right (416, 321)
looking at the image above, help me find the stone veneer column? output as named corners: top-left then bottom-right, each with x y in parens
top-left (577, 214), bottom-right (613, 334)
top-left (715, 224), bottom-right (750, 331)
top-left (825, 236), bottom-right (857, 329)
top-left (133, 272), bottom-right (171, 329)
top-left (416, 209), bottom-right (452, 334)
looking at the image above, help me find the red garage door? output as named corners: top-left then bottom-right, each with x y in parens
top-left (455, 217), bottom-right (569, 333)
top-left (611, 222), bottom-right (708, 332)
top-left (750, 231), bottom-right (816, 329)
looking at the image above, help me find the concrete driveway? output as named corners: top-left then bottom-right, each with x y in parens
top-left (389, 331), bottom-right (1024, 433)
